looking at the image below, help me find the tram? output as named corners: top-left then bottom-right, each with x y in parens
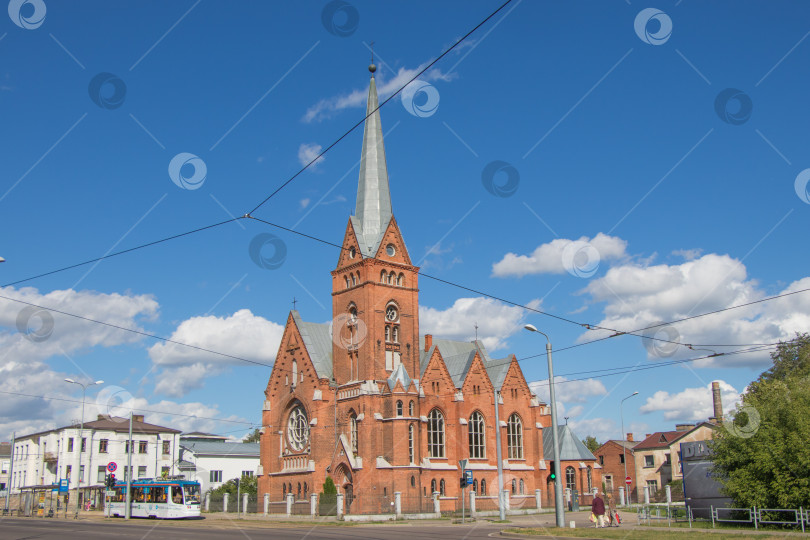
top-left (107, 477), bottom-right (201, 519)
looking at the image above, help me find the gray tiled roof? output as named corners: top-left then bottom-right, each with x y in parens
top-left (292, 311), bottom-right (333, 380)
top-left (180, 441), bottom-right (260, 457)
top-left (387, 362), bottom-right (412, 391)
top-left (419, 337), bottom-right (512, 390)
top-left (542, 425), bottom-right (597, 461)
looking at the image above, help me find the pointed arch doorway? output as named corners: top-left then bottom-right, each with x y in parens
top-left (333, 463), bottom-right (354, 513)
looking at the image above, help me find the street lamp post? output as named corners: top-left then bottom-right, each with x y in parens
top-left (524, 324), bottom-right (565, 528)
top-left (64, 378), bottom-right (104, 517)
top-left (620, 391), bottom-right (639, 506)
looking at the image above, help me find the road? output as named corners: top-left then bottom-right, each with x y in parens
top-left (0, 514), bottom-right (580, 540)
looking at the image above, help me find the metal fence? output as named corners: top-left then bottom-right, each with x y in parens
top-left (638, 504), bottom-right (809, 533)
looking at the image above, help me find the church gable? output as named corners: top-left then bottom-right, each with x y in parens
top-left (421, 347), bottom-right (455, 396)
top-left (265, 313), bottom-right (319, 402)
top-left (501, 355), bottom-right (531, 399)
top-left (461, 351), bottom-right (494, 396)
top-left (372, 216), bottom-right (412, 266)
top-left (335, 219), bottom-right (363, 270)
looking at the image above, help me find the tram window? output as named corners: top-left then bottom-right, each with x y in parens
top-left (172, 485), bottom-right (184, 504)
top-left (148, 486), bottom-right (166, 503)
top-left (183, 484), bottom-right (201, 504)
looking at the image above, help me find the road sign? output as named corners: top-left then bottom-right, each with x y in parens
top-left (464, 470), bottom-right (473, 483)
top-left (625, 476), bottom-right (632, 485)
top-left (107, 462), bottom-right (117, 473)
top-left (458, 459), bottom-right (468, 471)
top-left (58, 479), bottom-right (69, 492)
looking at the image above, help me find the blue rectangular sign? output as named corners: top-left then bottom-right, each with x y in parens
top-left (464, 470), bottom-right (473, 483)
top-left (58, 479), bottom-right (69, 493)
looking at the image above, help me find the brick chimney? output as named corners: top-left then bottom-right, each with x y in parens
top-left (711, 381), bottom-right (723, 424)
top-left (133, 414), bottom-right (145, 423)
top-left (424, 334), bottom-right (432, 352)
top-left (626, 433), bottom-right (633, 442)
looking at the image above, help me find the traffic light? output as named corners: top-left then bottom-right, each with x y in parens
top-left (548, 462), bottom-right (556, 482)
top-left (107, 473), bottom-right (116, 488)
top-left (460, 477), bottom-right (468, 488)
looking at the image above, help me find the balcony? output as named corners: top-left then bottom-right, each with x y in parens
top-left (43, 452), bottom-right (57, 462)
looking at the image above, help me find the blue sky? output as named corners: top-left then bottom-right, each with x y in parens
top-left (2, 0), bottom-right (809, 444)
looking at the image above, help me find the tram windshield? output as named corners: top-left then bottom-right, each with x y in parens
top-left (183, 484), bottom-right (201, 504)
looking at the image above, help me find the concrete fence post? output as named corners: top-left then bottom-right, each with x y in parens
top-left (470, 491), bottom-right (476, 516)
top-left (336, 493), bottom-right (344, 518)
top-left (535, 488), bottom-right (541, 510)
top-left (242, 493), bottom-right (248, 515)
top-left (619, 487), bottom-right (625, 507)
top-left (310, 493), bottom-right (317, 516)
top-left (264, 493), bottom-right (269, 515)
top-left (665, 485), bottom-right (672, 505)
top-left (502, 489), bottom-right (511, 514)
top-left (223, 493), bottom-right (229, 513)
top-left (394, 491), bottom-right (401, 518)
top-left (286, 493), bottom-right (294, 517)
top-left (643, 486), bottom-right (650, 505)
top-left (205, 493), bottom-right (210, 512)
top-left (432, 492), bottom-right (440, 515)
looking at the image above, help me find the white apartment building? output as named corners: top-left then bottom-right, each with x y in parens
top-left (9, 415), bottom-right (181, 506)
top-left (178, 432), bottom-right (259, 494)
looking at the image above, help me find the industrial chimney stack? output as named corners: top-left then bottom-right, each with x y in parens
top-left (710, 381), bottom-right (723, 424)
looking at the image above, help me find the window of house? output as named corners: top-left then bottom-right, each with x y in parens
top-left (410, 476), bottom-right (415, 487)
top-left (507, 413), bottom-right (523, 459)
top-left (430, 479), bottom-right (436, 494)
top-left (161, 466), bottom-right (169, 476)
top-left (351, 274), bottom-right (356, 286)
top-left (385, 325), bottom-right (391, 342)
top-left (345, 276), bottom-right (350, 288)
top-left (520, 479), bottom-right (525, 494)
top-left (472, 479), bottom-right (478, 493)
top-left (598, 455), bottom-right (604, 465)
top-left (468, 411), bottom-right (485, 459)
top-left (392, 326), bottom-right (399, 343)
top-left (619, 453), bottom-right (625, 464)
top-left (210, 470), bottom-right (223, 483)
top-left (427, 409), bottom-right (445, 458)
top-left (138, 466), bottom-right (147, 478)
top-left (97, 466), bottom-right (106, 483)
top-left (396, 401), bottom-right (403, 416)
top-left (397, 273), bottom-right (404, 286)
top-left (408, 424), bottom-right (415, 463)
top-left (480, 479), bottom-right (486, 495)
top-left (587, 466), bottom-right (593, 492)
top-left (380, 271), bottom-right (386, 283)
top-left (65, 465), bottom-right (72, 479)
top-left (81, 438), bottom-right (86, 452)
top-left (409, 401), bottom-right (414, 416)
top-left (565, 466), bottom-right (576, 491)
top-left (99, 439), bottom-right (108, 453)
top-left (242, 471), bottom-right (254, 477)
top-left (139, 441), bottom-right (147, 454)
top-left (79, 465), bottom-right (85, 482)
top-left (647, 480), bottom-right (658, 492)
top-left (67, 438), bottom-right (74, 452)
top-left (162, 440), bottom-right (170, 455)
top-left (511, 478), bottom-right (517, 494)
top-left (665, 453), bottom-right (671, 465)
top-left (439, 479), bottom-right (445, 496)
top-left (644, 455), bottom-right (654, 468)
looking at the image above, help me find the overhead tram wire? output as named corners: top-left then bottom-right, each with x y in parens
top-left (246, 0), bottom-right (518, 216)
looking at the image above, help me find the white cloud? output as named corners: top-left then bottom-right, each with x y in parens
top-left (581, 253), bottom-right (810, 366)
top-left (672, 248), bottom-right (703, 261)
top-left (148, 309), bottom-right (284, 397)
top-left (419, 297), bottom-right (540, 351)
top-left (529, 377), bottom-right (608, 405)
top-left (297, 143), bottom-right (325, 168)
top-left (300, 198), bottom-right (311, 209)
top-left (492, 233), bottom-right (628, 278)
top-left (303, 63), bottom-right (454, 123)
top-left (640, 380), bottom-right (741, 422)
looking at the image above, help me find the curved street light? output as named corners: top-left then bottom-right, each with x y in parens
top-left (64, 378), bottom-right (104, 517)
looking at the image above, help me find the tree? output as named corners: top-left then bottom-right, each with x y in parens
top-left (710, 333), bottom-right (810, 509)
top-left (208, 474), bottom-right (258, 497)
top-left (243, 428), bottom-right (261, 443)
top-left (322, 476), bottom-right (337, 495)
top-left (582, 435), bottom-right (600, 453)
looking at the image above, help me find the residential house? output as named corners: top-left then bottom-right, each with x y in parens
top-left (179, 433), bottom-right (259, 494)
top-left (593, 434), bottom-right (639, 502)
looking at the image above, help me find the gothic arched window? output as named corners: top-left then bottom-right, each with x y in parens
top-left (350, 412), bottom-right (358, 454)
top-left (287, 404), bottom-right (309, 452)
top-left (507, 413), bottom-right (523, 459)
top-left (566, 466), bottom-right (576, 491)
top-left (468, 411), bottom-right (485, 459)
top-left (396, 400), bottom-right (403, 416)
top-left (427, 409), bottom-right (445, 458)
top-left (408, 424), bottom-right (415, 463)
top-left (409, 401), bottom-right (414, 416)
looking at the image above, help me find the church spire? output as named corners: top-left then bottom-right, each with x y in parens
top-left (354, 63), bottom-right (392, 256)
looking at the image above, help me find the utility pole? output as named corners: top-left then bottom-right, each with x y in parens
top-left (493, 389), bottom-right (505, 521)
top-left (125, 412), bottom-right (133, 520)
top-left (4, 432), bottom-right (14, 513)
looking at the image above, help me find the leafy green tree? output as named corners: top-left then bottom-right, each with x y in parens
top-left (208, 474), bottom-right (258, 497)
top-left (243, 428), bottom-right (261, 443)
top-left (322, 476), bottom-right (337, 494)
top-left (710, 333), bottom-right (810, 508)
top-left (582, 435), bottom-right (600, 453)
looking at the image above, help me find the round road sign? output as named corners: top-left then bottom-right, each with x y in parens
top-left (107, 462), bottom-right (117, 473)
top-left (625, 476), bottom-right (632, 485)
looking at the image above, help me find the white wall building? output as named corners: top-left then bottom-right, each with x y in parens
top-left (178, 433), bottom-right (259, 494)
top-left (9, 415), bottom-right (181, 504)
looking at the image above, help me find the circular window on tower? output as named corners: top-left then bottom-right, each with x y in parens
top-left (349, 307), bottom-right (358, 323)
top-left (386, 244), bottom-right (396, 257)
top-left (349, 247), bottom-right (356, 259)
top-left (385, 305), bottom-right (399, 322)
top-left (287, 405), bottom-right (309, 452)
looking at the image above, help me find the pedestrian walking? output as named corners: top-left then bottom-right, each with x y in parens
top-left (606, 494), bottom-right (618, 527)
top-left (592, 493), bottom-right (606, 528)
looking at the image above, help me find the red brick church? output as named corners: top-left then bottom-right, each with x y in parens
top-left (258, 65), bottom-right (600, 513)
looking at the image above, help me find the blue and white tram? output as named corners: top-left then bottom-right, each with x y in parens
top-left (107, 478), bottom-right (201, 519)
